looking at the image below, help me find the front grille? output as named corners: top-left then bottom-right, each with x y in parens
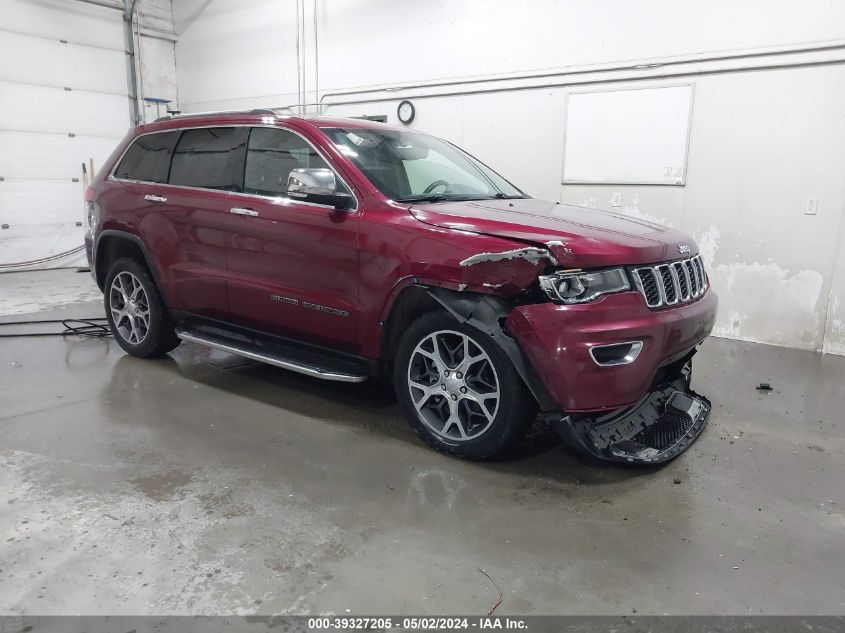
top-left (638, 269), bottom-right (661, 306)
top-left (658, 265), bottom-right (677, 303)
top-left (633, 254), bottom-right (707, 308)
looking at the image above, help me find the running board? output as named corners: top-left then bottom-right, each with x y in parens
top-left (175, 327), bottom-right (368, 383)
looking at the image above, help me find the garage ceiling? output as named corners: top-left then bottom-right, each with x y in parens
top-left (0, 0), bottom-right (130, 268)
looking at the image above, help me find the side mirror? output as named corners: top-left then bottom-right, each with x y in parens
top-left (286, 168), bottom-right (353, 210)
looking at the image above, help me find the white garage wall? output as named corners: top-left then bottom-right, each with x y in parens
top-left (0, 0), bottom-right (126, 269)
top-left (173, 0), bottom-right (845, 354)
top-left (173, 0), bottom-right (299, 112)
top-left (136, 0), bottom-right (179, 123)
top-left (0, 0), bottom-right (177, 271)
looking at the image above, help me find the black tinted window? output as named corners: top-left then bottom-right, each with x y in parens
top-left (169, 127), bottom-right (247, 192)
top-left (114, 131), bottom-right (178, 183)
top-left (244, 127), bottom-right (331, 197)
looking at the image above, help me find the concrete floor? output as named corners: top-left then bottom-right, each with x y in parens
top-left (1, 269), bottom-right (843, 615)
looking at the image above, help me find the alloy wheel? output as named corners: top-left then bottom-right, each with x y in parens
top-left (109, 271), bottom-right (150, 345)
top-left (407, 330), bottom-right (500, 441)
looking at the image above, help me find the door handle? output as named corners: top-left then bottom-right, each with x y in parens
top-left (230, 207), bottom-right (259, 217)
top-left (144, 194), bottom-right (167, 203)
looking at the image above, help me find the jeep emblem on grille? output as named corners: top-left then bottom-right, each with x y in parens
top-left (678, 244), bottom-right (690, 254)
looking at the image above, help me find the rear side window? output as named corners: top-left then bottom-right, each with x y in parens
top-left (114, 131), bottom-right (178, 183)
top-left (244, 127), bottom-right (333, 197)
top-left (169, 127), bottom-right (248, 192)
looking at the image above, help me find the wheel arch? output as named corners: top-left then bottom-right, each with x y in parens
top-left (95, 231), bottom-right (170, 306)
top-left (380, 284), bottom-right (443, 370)
top-left (383, 284), bottom-right (557, 411)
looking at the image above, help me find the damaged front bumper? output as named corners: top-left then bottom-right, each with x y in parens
top-left (552, 362), bottom-right (711, 464)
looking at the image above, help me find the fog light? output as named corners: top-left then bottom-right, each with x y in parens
top-left (589, 341), bottom-right (643, 366)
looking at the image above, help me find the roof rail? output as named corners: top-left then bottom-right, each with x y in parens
top-left (153, 108), bottom-right (280, 123)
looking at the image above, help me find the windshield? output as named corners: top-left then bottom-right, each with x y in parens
top-left (323, 128), bottom-right (526, 202)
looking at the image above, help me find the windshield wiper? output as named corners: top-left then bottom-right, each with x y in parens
top-left (492, 192), bottom-right (527, 199)
top-left (396, 194), bottom-right (453, 203)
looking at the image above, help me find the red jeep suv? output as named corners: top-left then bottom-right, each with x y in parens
top-left (85, 110), bottom-right (717, 463)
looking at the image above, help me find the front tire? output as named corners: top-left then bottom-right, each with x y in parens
top-left (393, 311), bottom-right (534, 460)
top-left (104, 257), bottom-right (179, 358)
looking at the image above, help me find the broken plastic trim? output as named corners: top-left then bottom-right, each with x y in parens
top-left (425, 286), bottom-right (558, 411)
top-left (459, 247), bottom-right (558, 267)
top-left (553, 362), bottom-right (711, 464)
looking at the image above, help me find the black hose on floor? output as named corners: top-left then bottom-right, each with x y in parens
top-left (0, 317), bottom-right (111, 338)
top-left (0, 245), bottom-right (86, 269)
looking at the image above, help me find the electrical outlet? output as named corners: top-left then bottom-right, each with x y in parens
top-left (611, 192), bottom-right (622, 208)
top-left (806, 197), bottom-right (819, 215)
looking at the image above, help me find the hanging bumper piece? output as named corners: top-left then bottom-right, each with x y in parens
top-left (554, 362), bottom-right (711, 464)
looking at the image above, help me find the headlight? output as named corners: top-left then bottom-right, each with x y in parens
top-left (538, 268), bottom-right (631, 304)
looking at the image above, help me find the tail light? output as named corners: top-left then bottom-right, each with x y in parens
top-left (84, 187), bottom-right (98, 236)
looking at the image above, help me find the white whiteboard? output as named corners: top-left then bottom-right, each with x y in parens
top-left (562, 84), bottom-right (693, 185)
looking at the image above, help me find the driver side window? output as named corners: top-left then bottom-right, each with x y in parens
top-left (244, 127), bottom-right (330, 197)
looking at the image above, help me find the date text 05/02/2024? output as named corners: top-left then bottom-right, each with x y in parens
top-left (306, 616), bottom-right (528, 630)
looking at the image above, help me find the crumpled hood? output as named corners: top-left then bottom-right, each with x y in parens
top-left (409, 198), bottom-right (697, 268)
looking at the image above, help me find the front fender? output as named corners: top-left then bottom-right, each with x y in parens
top-left (425, 287), bottom-right (557, 411)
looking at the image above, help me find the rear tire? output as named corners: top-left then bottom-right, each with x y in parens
top-left (104, 257), bottom-right (179, 358)
top-left (393, 311), bottom-right (534, 460)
